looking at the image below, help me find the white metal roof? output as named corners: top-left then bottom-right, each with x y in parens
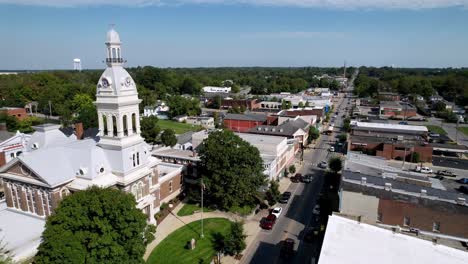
top-left (355, 121), bottom-right (428, 132)
top-left (319, 215), bottom-right (468, 264)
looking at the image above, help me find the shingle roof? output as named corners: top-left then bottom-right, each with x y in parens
top-left (224, 113), bottom-right (268, 122)
top-left (177, 131), bottom-right (195, 145)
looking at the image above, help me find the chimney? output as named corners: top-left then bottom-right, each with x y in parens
top-left (357, 215), bottom-right (362, 224)
top-left (0, 122), bottom-right (6, 131)
top-left (361, 177), bottom-right (367, 185)
top-left (420, 189), bottom-right (427, 197)
top-left (75, 122), bottom-right (84, 140)
top-left (457, 197), bottom-right (466, 206)
top-left (384, 183), bottom-right (392, 191)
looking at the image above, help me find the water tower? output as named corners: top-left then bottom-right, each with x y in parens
top-left (73, 58), bottom-right (82, 71)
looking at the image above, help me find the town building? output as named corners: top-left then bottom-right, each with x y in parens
top-left (379, 101), bottom-right (417, 119)
top-left (0, 107), bottom-right (28, 121)
top-left (202, 86), bottom-right (231, 93)
top-left (143, 101), bottom-right (169, 119)
top-left (185, 116), bottom-right (215, 128)
top-left (0, 29), bottom-right (183, 261)
top-left (0, 130), bottom-right (30, 167)
top-left (223, 113), bottom-right (270, 133)
top-left (319, 214), bottom-right (468, 264)
top-left (378, 92), bottom-right (401, 101)
top-left (339, 153), bottom-right (468, 239)
top-left (221, 99), bottom-right (260, 110)
top-left (349, 121), bottom-right (431, 162)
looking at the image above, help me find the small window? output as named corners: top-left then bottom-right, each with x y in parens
top-left (137, 152), bottom-right (140, 165)
top-left (169, 181), bottom-right (173, 193)
top-left (99, 167), bottom-right (105, 173)
top-left (377, 212), bottom-right (382, 222)
top-left (433, 222), bottom-right (440, 232)
top-left (10, 153), bottom-right (15, 158)
top-left (133, 153), bottom-right (136, 167)
top-left (403, 216), bottom-right (410, 226)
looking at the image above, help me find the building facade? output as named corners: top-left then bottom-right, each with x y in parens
top-left (223, 113), bottom-right (269, 133)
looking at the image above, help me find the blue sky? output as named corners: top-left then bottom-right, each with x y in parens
top-left (1, 0), bottom-right (468, 70)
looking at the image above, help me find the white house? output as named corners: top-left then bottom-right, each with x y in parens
top-left (0, 131), bottom-right (31, 166)
top-left (203, 86), bottom-right (231, 93)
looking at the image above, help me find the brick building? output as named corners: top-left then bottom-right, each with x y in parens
top-left (221, 99), bottom-right (260, 110)
top-left (379, 101), bottom-right (417, 119)
top-left (378, 92), bottom-right (401, 101)
top-left (223, 113), bottom-right (269, 132)
top-left (0, 107), bottom-right (28, 121)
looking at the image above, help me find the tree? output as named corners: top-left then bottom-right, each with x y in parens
top-left (0, 236), bottom-right (13, 264)
top-left (411, 152), bottom-right (420, 163)
top-left (140, 116), bottom-right (160, 144)
top-left (180, 77), bottom-right (202, 95)
top-left (434, 101), bottom-right (446, 112)
top-left (328, 157), bottom-right (343, 174)
top-left (266, 180), bottom-right (280, 206)
top-left (343, 118), bottom-right (351, 132)
top-left (167, 95), bottom-right (201, 118)
top-left (338, 134), bottom-right (347, 142)
top-left (231, 84), bottom-right (241, 94)
top-left (307, 127), bottom-right (320, 144)
top-left (298, 101), bottom-right (305, 108)
top-left (35, 187), bottom-right (155, 264)
top-left (160, 129), bottom-right (177, 147)
top-left (224, 221), bottom-right (246, 256)
top-left (70, 94), bottom-right (98, 129)
top-left (288, 165), bottom-right (296, 174)
top-left (305, 101), bottom-right (310, 107)
top-left (198, 130), bottom-right (265, 210)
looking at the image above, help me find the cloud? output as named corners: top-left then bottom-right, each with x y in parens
top-left (1, 0), bottom-right (468, 9)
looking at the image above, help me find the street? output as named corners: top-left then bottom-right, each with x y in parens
top-left (241, 94), bottom-right (350, 264)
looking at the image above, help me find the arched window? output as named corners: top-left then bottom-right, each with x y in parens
top-left (112, 116), bottom-right (117, 137)
top-left (123, 115), bottom-right (128, 136)
top-left (102, 115), bottom-right (108, 136)
top-left (16, 151), bottom-right (22, 157)
top-left (136, 152), bottom-right (140, 165)
top-left (169, 181), bottom-right (173, 193)
top-left (132, 113), bottom-right (137, 133)
top-left (137, 182), bottom-right (144, 200)
top-left (132, 184), bottom-right (138, 199)
top-left (133, 153), bottom-right (136, 167)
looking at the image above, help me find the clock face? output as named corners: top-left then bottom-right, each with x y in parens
top-left (102, 78), bottom-right (109, 88)
top-left (125, 77), bottom-right (132, 87)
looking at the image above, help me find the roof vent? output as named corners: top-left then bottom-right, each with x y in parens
top-left (384, 183), bottom-right (392, 191)
top-left (280, 128), bottom-right (284, 133)
top-left (79, 167), bottom-right (88, 176)
top-left (420, 189), bottom-right (427, 197)
top-left (264, 128), bottom-right (268, 131)
top-left (257, 127), bottom-right (261, 131)
top-left (361, 177), bottom-right (367, 185)
top-left (32, 143), bottom-right (39, 150)
top-left (272, 128), bottom-right (276, 132)
top-left (457, 197), bottom-right (466, 206)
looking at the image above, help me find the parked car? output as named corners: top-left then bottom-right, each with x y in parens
top-left (271, 207), bottom-right (283, 218)
top-left (429, 133), bottom-right (440, 138)
top-left (290, 173), bottom-right (302, 183)
top-left (280, 238), bottom-right (295, 258)
top-left (437, 170), bottom-right (456, 177)
top-left (415, 166), bottom-right (432, 174)
top-left (279, 192), bottom-right (292, 203)
top-left (260, 214), bottom-right (277, 230)
top-left (329, 146), bottom-right (335, 152)
top-left (458, 186), bottom-right (468, 194)
top-left (302, 174), bottom-right (313, 183)
top-left (434, 175), bottom-right (444, 180)
top-left (304, 227), bottom-right (320, 243)
top-left (458, 178), bottom-right (468, 184)
top-left (318, 161), bottom-right (328, 169)
top-left (399, 121), bottom-right (409, 125)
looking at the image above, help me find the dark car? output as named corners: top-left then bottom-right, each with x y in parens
top-left (437, 170), bottom-right (456, 177)
top-left (260, 214), bottom-right (277, 230)
top-left (302, 174), bottom-right (313, 183)
top-left (279, 192), bottom-right (292, 203)
top-left (399, 121), bottom-right (409, 125)
top-left (280, 238), bottom-right (295, 258)
top-left (458, 178), bottom-right (468, 184)
top-left (291, 173), bottom-right (302, 183)
top-left (459, 186), bottom-right (468, 194)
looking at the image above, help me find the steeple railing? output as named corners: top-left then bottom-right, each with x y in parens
top-left (106, 58), bottom-right (124, 63)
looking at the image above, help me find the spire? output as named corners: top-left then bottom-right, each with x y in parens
top-left (105, 26), bottom-right (123, 66)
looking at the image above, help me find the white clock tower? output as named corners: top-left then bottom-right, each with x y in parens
top-left (95, 27), bottom-right (152, 176)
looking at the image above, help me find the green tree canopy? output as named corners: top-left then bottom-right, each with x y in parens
top-left (70, 93), bottom-right (98, 129)
top-left (308, 127), bottom-right (320, 144)
top-left (266, 180), bottom-right (280, 206)
top-left (140, 116), bottom-right (160, 144)
top-left (328, 157), bottom-right (343, 174)
top-left (160, 128), bottom-right (177, 147)
top-left (35, 186), bottom-right (155, 264)
top-left (198, 130), bottom-right (265, 210)
top-left (224, 221), bottom-right (247, 256)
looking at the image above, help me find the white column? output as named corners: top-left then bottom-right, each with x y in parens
top-left (127, 114), bottom-right (134, 136)
top-left (98, 113), bottom-right (104, 137)
top-left (116, 113), bottom-right (123, 137)
top-left (107, 114), bottom-right (113, 137)
top-left (135, 112), bottom-right (141, 134)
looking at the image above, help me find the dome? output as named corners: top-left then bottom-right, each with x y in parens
top-left (106, 28), bottom-right (121, 44)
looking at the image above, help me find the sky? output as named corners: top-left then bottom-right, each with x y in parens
top-left (1, 0), bottom-right (468, 70)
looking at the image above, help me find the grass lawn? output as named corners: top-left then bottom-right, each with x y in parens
top-left (147, 218), bottom-right (231, 264)
top-left (158, 120), bottom-right (203, 134)
top-left (458, 127), bottom-right (468, 136)
top-left (425, 125), bottom-right (447, 135)
top-left (177, 203), bottom-right (214, 217)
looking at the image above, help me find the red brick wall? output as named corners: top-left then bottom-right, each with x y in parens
top-left (160, 174), bottom-right (182, 201)
top-left (0, 108), bottom-right (28, 121)
top-left (0, 152), bottom-right (6, 167)
top-left (378, 199), bottom-right (468, 238)
top-left (223, 119), bottom-right (265, 133)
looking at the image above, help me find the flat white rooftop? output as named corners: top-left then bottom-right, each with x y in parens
top-left (319, 215), bottom-right (468, 264)
top-left (235, 132), bottom-right (286, 146)
top-left (354, 121), bottom-right (428, 132)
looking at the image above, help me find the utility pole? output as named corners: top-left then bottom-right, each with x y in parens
top-left (201, 178), bottom-right (204, 238)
